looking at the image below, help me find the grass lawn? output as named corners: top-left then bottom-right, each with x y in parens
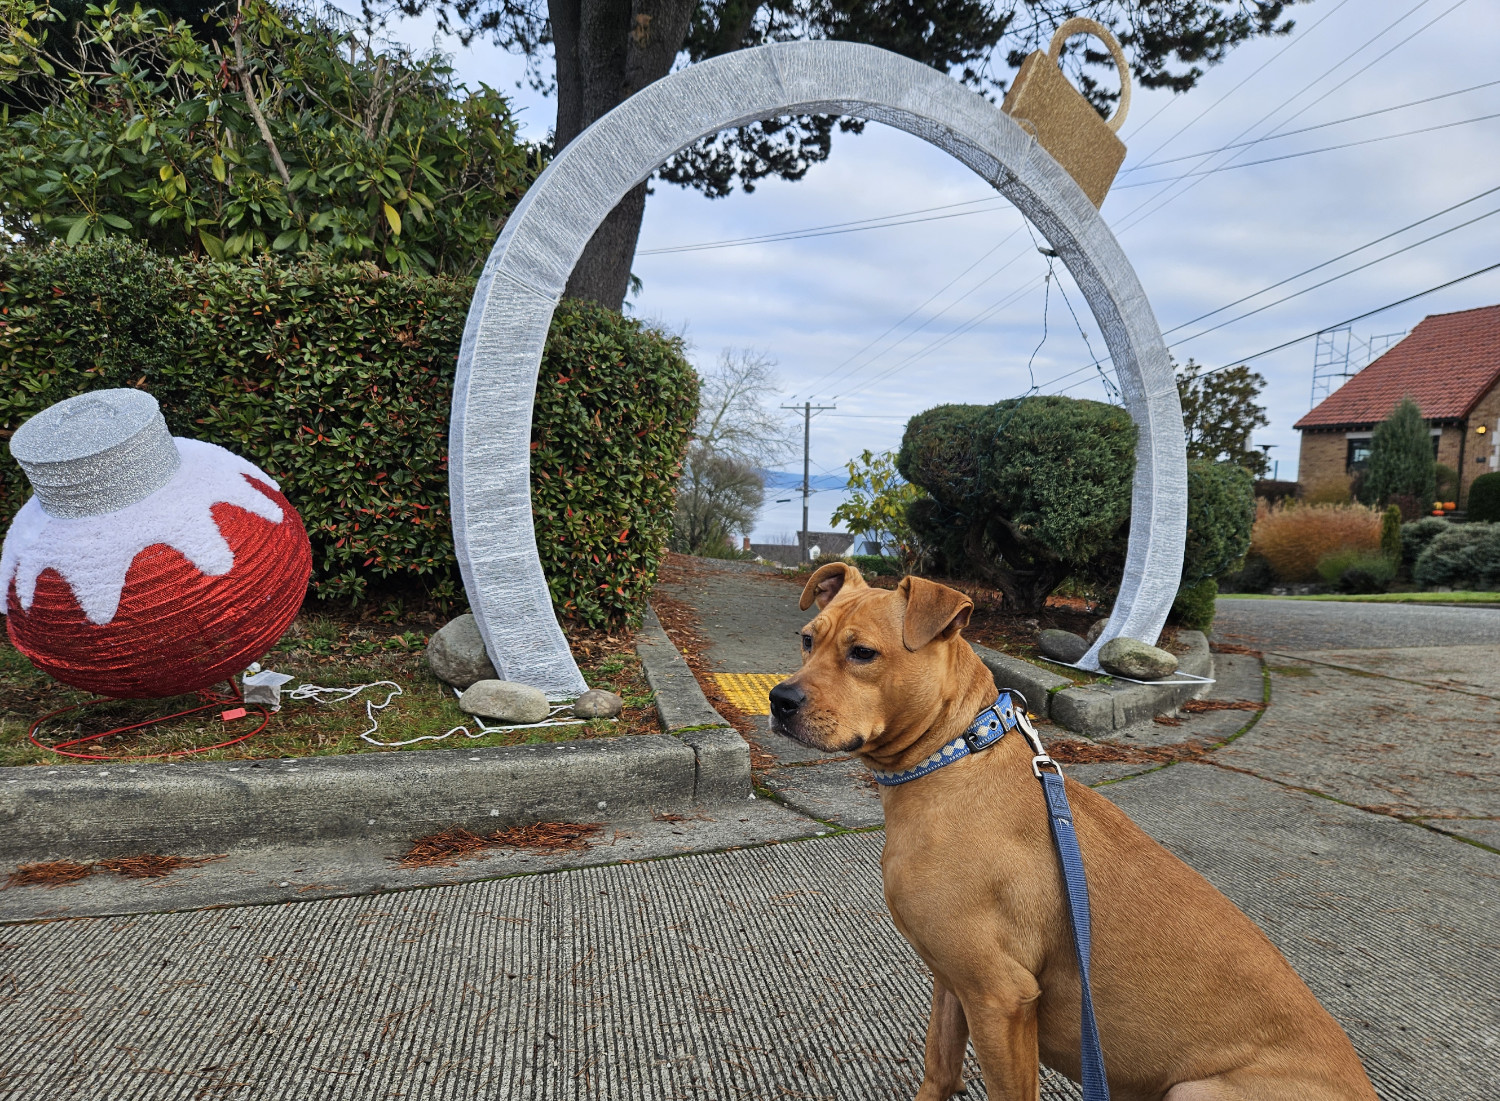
top-left (0, 605), bottom-right (659, 766)
top-left (1219, 591), bottom-right (1500, 605)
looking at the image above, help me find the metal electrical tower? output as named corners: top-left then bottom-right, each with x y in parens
top-left (1310, 326), bottom-right (1406, 408)
top-left (781, 401), bottom-right (836, 563)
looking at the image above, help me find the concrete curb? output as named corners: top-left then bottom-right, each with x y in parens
top-left (1049, 630), bottom-right (1214, 735)
top-left (0, 614), bottom-right (753, 863)
top-left (972, 633), bottom-right (1214, 736)
top-left (636, 607), bottom-right (733, 731)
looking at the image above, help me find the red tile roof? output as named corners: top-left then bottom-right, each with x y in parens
top-left (1295, 304), bottom-right (1500, 430)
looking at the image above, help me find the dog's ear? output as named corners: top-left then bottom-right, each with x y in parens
top-left (799, 561), bottom-right (868, 610)
top-left (898, 576), bottom-right (974, 650)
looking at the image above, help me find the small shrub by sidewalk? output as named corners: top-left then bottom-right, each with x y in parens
top-left (1413, 523), bottom-right (1500, 591)
top-left (1400, 517), bottom-right (1452, 576)
top-left (1467, 473), bottom-right (1500, 523)
top-left (1316, 549), bottom-right (1396, 594)
top-left (1251, 502), bottom-right (1381, 582)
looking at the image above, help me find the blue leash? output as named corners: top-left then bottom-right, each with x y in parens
top-left (871, 691), bottom-right (1109, 1101)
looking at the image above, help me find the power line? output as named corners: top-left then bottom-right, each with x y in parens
top-left (1198, 261), bottom-right (1500, 377)
top-left (1114, 0), bottom-right (1472, 235)
top-left (1123, 77), bottom-right (1500, 172)
top-left (1116, 109), bottom-right (1500, 189)
top-left (636, 196), bottom-right (1004, 255)
top-left (1170, 205), bottom-right (1500, 347)
top-left (821, 1), bottom-right (1462, 402)
top-left (1162, 181), bottom-right (1500, 336)
top-left (1028, 181), bottom-right (1500, 396)
top-left (792, 222), bottom-right (1028, 401)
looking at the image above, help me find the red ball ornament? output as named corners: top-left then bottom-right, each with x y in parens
top-left (2, 390), bottom-right (311, 699)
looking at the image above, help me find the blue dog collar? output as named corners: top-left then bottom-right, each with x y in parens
top-left (870, 691), bottom-right (1028, 786)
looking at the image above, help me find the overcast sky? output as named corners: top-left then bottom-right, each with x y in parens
top-left (354, 0), bottom-right (1500, 540)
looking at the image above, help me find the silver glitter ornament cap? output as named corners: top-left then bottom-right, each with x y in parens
top-left (10, 389), bottom-right (181, 518)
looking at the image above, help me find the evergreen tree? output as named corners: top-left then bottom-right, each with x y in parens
top-left (1362, 398), bottom-right (1436, 508)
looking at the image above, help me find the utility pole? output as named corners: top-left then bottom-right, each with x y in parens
top-left (781, 401), bottom-right (836, 563)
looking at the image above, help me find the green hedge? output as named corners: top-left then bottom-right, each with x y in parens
top-left (1467, 473), bottom-right (1500, 523)
top-left (0, 241), bottom-right (698, 628)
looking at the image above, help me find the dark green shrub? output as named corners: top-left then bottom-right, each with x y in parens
top-left (1171, 577), bottom-right (1218, 631)
top-left (1360, 398), bottom-right (1436, 507)
top-left (1467, 473), bottom-right (1500, 523)
top-left (0, 243), bottom-right (697, 629)
top-left (1182, 460), bottom-right (1255, 586)
top-left (898, 396), bottom-right (1136, 611)
top-left (1171, 460), bottom-right (1254, 627)
top-left (1413, 523), bottom-right (1500, 590)
top-left (1380, 505), bottom-right (1402, 561)
top-left (899, 401), bottom-right (1255, 613)
top-left (1400, 517), bottom-right (1452, 575)
top-left (1316, 549), bottom-right (1395, 594)
top-left (1219, 554), bottom-right (1276, 594)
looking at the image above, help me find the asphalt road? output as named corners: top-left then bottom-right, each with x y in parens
top-left (1214, 597), bottom-right (1500, 651)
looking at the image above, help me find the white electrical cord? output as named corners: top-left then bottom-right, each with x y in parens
top-left (281, 680), bottom-right (609, 747)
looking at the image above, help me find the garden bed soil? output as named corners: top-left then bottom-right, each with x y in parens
top-left (0, 600), bottom-right (659, 766)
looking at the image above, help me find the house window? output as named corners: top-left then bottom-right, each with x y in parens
top-left (1347, 429), bottom-right (1441, 470)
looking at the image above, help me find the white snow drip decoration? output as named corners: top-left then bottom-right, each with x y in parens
top-left (0, 438), bottom-right (285, 626)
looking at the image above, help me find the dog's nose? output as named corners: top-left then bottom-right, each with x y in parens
top-left (769, 682), bottom-right (805, 720)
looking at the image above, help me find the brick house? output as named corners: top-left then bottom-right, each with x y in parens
top-left (1294, 304), bottom-right (1500, 505)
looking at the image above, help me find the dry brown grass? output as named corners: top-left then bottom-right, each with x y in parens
top-left (5, 853), bottom-right (224, 889)
top-left (1251, 501), bottom-right (1381, 582)
top-left (396, 822), bottom-right (603, 868)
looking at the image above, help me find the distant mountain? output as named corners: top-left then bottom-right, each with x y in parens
top-left (759, 469), bottom-right (848, 492)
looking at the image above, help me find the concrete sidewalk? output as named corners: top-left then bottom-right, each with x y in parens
top-left (1, 765), bottom-right (1492, 1100)
top-left (2, 570), bottom-right (1496, 1099)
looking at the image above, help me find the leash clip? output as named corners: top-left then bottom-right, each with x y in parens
top-left (1032, 752), bottom-right (1062, 779)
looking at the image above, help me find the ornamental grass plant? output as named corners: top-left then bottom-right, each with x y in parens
top-left (1250, 501), bottom-right (1381, 583)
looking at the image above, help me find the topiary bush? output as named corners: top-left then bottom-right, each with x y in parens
top-left (1413, 523), bottom-right (1500, 590)
top-left (898, 396), bottom-right (1137, 611)
top-left (1400, 517), bottom-right (1452, 576)
top-left (0, 242), bottom-right (697, 629)
top-left (1467, 472), bottom-right (1500, 523)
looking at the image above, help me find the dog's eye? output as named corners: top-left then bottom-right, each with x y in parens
top-left (801, 633), bottom-right (813, 652)
top-left (849, 645), bottom-right (879, 664)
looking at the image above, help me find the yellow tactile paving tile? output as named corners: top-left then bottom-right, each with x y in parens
top-left (712, 672), bottom-right (791, 715)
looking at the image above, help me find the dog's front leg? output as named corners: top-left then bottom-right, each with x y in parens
top-left (915, 978), bottom-right (969, 1100)
top-left (961, 988), bottom-right (1041, 1101)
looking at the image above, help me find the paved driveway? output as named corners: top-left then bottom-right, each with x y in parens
top-left (1214, 597), bottom-right (1500, 651)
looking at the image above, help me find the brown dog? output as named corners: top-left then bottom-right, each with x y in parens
top-left (769, 563), bottom-right (1378, 1101)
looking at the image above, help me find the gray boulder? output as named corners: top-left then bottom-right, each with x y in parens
top-left (427, 613), bottom-right (497, 688)
top-left (1085, 618), bottom-right (1108, 645)
top-left (573, 689), bottom-right (624, 719)
top-left (459, 680), bottom-right (551, 724)
top-left (1037, 629), bottom-right (1089, 664)
top-left (1098, 637), bottom-right (1178, 681)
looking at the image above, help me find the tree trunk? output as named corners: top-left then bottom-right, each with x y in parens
top-left (549, 0), bottom-right (695, 309)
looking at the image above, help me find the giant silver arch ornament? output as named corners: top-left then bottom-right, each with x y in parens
top-left (451, 41), bottom-right (1187, 695)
